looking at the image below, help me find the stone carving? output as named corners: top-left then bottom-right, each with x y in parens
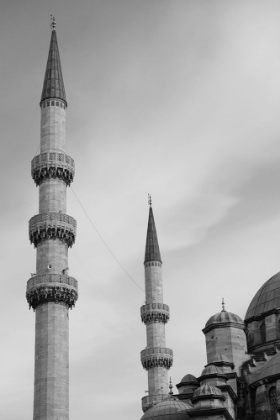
top-left (31, 152), bottom-right (75, 186)
top-left (26, 282), bottom-right (78, 310)
top-left (27, 274), bottom-right (78, 289)
top-left (29, 212), bottom-right (76, 247)
top-left (141, 347), bottom-right (173, 371)
top-left (141, 303), bottom-right (170, 324)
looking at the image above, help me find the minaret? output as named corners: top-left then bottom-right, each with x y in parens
top-left (140, 196), bottom-right (173, 412)
top-left (26, 17), bottom-right (78, 420)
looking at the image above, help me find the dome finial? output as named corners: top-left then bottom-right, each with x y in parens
top-left (148, 193), bottom-right (152, 208)
top-left (50, 14), bottom-right (56, 30)
top-left (169, 377), bottom-right (173, 395)
top-left (221, 297), bottom-right (225, 312)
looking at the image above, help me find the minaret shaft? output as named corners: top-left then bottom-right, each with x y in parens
top-left (34, 303), bottom-right (69, 420)
top-left (33, 101), bottom-right (70, 420)
top-left (145, 265), bottom-right (164, 304)
top-left (144, 262), bottom-right (168, 396)
top-left (27, 27), bottom-right (78, 420)
top-left (40, 103), bottom-right (66, 153)
top-left (140, 206), bottom-right (173, 413)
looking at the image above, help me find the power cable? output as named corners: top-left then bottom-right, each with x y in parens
top-left (71, 249), bottom-right (143, 339)
top-left (70, 186), bottom-right (144, 293)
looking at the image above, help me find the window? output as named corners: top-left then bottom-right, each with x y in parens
top-left (260, 322), bottom-right (266, 343)
top-left (269, 386), bottom-right (277, 419)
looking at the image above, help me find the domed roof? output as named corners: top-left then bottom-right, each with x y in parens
top-left (179, 374), bottom-right (199, 384)
top-left (205, 310), bottom-right (244, 328)
top-left (257, 352), bottom-right (280, 382)
top-left (245, 272), bottom-right (280, 320)
top-left (140, 398), bottom-right (191, 420)
top-left (201, 365), bottom-right (223, 376)
top-left (193, 384), bottom-right (223, 399)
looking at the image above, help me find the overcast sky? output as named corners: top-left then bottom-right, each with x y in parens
top-left (2, 1), bottom-right (280, 419)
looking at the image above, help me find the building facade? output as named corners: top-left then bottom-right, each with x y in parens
top-left (26, 20), bottom-right (78, 420)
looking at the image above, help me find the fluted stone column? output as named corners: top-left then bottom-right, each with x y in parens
top-left (26, 25), bottom-right (78, 420)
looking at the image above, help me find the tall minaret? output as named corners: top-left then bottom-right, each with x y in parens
top-left (140, 196), bottom-right (173, 412)
top-left (26, 18), bottom-right (78, 420)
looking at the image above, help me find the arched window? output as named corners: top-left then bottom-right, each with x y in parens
top-left (260, 323), bottom-right (266, 343)
top-left (269, 386), bottom-right (277, 419)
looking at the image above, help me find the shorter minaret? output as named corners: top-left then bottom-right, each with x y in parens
top-left (140, 196), bottom-right (173, 412)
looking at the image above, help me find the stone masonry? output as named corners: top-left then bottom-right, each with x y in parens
top-left (140, 203), bottom-right (173, 413)
top-left (26, 23), bottom-right (78, 420)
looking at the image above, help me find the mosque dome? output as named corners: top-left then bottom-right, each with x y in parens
top-left (179, 374), bottom-right (199, 384)
top-left (140, 398), bottom-right (191, 420)
top-left (205, 310), bottom-right (244, 329)
top-left (245, 272), bottom-right (280, 321)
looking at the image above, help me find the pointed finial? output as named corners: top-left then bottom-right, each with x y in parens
top-left (148, 194), bottom-right (152, 208)
top-left (222, 297), bottom-right (225, 312)
top-left (169, 377), bottom-right (173, 395)
top-left (50, 15), bottom-right (56, 30)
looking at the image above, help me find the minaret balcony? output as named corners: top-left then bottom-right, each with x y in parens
top-left (26, 274), bottom-right (78, 310)
top-left (141, 347), bottom-right (173, 370)
top-left (140, 303), bottom-right (170, 324)
top-left (31, 152), bottom-right (75, 186)
top-left (29, 212), bottom-right (76, 248)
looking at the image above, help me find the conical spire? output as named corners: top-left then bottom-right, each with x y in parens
top-left (144, 198), bottom-right (162, 263)
top-left (40, 28), bottom-right (67, 105)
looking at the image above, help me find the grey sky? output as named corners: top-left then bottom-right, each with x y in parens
top-left (1, 1), bottom-right (280, 419)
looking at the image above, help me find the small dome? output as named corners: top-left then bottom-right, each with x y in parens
top-left (140, 398), bottom-right (191, 420)
top-left (179, 374), bottom-right (199, 384)
top-left (193, 384), bottom-right (222, 399)
top-left (245, 272), bottom-right (280, 320)
top-left (201, 365), bottom-right (223, 376)
top-left (257, 352), bottom-right (280, 382)
top-left (205, 310), bottom-right (244, 328)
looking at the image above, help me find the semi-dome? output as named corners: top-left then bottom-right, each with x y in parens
top-left (205, 354), bottom-right (235, 370)
top-left (140, 397), bottom-right (191, 420)
top-left (257, 352), bottom-right (280, 382)
top-left (205, 310), bottom-right (244, 328)
top-left (201, 365), bottom-right (223, 376)
top-left (193, 383), bottom-right (223, 399)
top-left (245, 272), bottom-right (280, 321)
top-left (213, 354), bottom-right (230, 363)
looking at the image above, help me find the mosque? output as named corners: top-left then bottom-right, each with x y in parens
top-left (141, 201), bottom-right (280, 420)
top-left (27, 19), bottom-right (280, 420)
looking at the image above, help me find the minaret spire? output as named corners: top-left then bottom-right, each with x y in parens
top-left (40, 16), bottom-right (67, 106)
top-left (140, 200), bottom-right (173, 413)
top-left (144, 197), bottom-right (162, 264)
top-left (26, 23), bottom-right (77, 420)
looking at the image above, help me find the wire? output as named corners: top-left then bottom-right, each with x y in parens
top-left (34, 145), bottom-right (40, 157)
top-left (70, 186), bottom-right (144, 293)
top-left (71, 250), bottom-right (143, 339)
